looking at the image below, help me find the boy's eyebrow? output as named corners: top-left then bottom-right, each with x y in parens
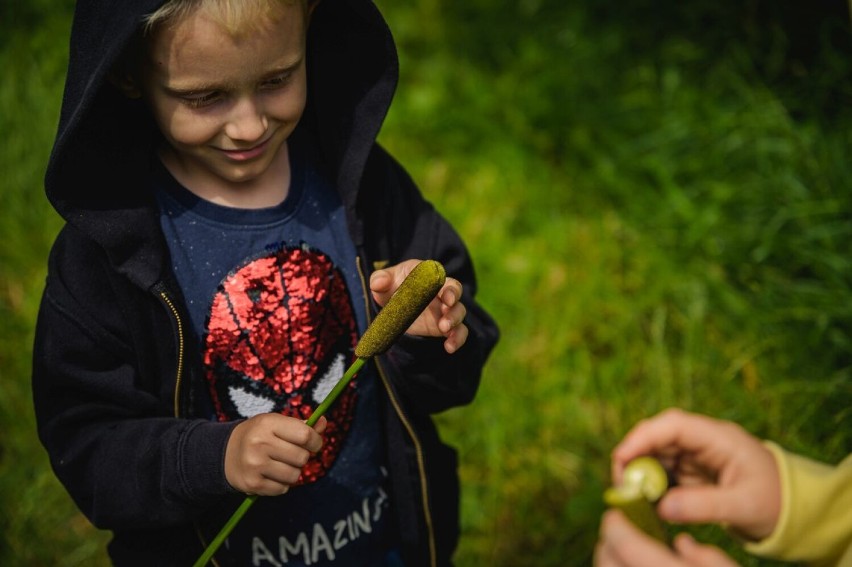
top-left (163, 58), bottom-right (304, 95)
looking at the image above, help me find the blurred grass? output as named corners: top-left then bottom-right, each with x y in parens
top-left (1, 3), bottom-right (113, 566)
top-left (3, 1), bottom-right (852, 566)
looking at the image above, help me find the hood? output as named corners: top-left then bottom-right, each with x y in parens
top-left (45, 0), bottom-right (398, 286)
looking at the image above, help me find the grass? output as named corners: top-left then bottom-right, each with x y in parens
top-left (1, 4), bottom-right (113, 566)
top-left (2, 1), bottom-right (851, 565)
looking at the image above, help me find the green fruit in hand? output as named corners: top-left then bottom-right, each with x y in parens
top-left (604, 456), bottom-right (669, 542)
top-left (622, 456), bottom-right (668, 501)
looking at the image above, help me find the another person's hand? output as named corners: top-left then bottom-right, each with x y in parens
top-left (611, 408), bottom-right (781, 541)
top-left (224, 413), bottom-right (327, 496)
top-left (595, 509), bottom-right (740, 567)
top-left (369, 259), bottom-right (468, 353)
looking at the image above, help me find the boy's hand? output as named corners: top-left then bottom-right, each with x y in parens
top-left (224, 414), bottom-right (327, 496)
top-left (369, 259), bottom-right (468, 353)
top-left (611, 408), bottom-right (781, 542)
top-left (595, 509), bottom-right (740, 567)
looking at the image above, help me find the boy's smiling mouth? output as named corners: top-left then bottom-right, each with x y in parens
top-left (219, 137), bottom-right (272, 161)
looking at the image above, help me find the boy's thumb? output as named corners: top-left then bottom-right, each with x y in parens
top-left (658, 486), bottom-right (735, 526)
top-left (369, 269), bottom-right (390, 290)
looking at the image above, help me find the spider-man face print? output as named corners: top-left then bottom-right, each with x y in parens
top-left (202, 245), bottom-right (359, 484)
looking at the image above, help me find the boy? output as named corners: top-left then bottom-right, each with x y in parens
top-left (33, 1), bottom-right (499, 566)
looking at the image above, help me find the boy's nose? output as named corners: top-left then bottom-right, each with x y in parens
top-left (224, 97), bottom-right (268, 143)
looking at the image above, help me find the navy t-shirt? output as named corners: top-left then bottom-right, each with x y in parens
top-left (154, 143), bottom-right (395, 566)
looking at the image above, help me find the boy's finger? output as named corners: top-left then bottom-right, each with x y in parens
top-left (261, 460), bottom-right (305, 487)
top-left (660, 485), bottom-right (771, 539)
top-left (440, 278), bottom-right (463, 305)
top-left (312, 415), bottom-right (328, 435)
top-left (658, 486), bottom-right (730, 525)
top-left (600, 510), bottom-right (681, 567)
top-left (594, 540), bottom-right (620, 567)
top-left (673, 534), bottom-right (740, 567)
top-left (612, 409), bottom-right (742, 481)
top-left (443, 324), bottom-right (468, 354)
top-left (439, 302), bottom-right (466, 333)
top-left (369, 269), bottom-right (392, 291)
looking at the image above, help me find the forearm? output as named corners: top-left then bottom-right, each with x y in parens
top-left (744, 443), bottom-right (852, 566)
top-left (33, 282), bottom-right (238, 529)
top-left (43, 414), bottom-right (237, 529)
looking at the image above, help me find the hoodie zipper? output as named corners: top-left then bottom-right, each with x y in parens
top-left (357, 257), bottom-right (438, 567)
top-left (157, 285), bottom-right (224, 567)
top-left (157, 288), bottom-right (186, 418)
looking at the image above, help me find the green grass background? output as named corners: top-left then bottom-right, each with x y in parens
top-left (2, 1), bottom-right (851, 565)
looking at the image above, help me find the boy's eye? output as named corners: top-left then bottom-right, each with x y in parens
top-left (181, 91), bottom-right (221, 109)
top-left (261, 72), bottom-right (292, 90)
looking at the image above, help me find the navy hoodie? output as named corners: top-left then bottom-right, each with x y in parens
top-left (33, 1), bottom-right (499, 565)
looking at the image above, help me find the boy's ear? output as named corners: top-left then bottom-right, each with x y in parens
top-left (109, 71), bottom-right (142, 99)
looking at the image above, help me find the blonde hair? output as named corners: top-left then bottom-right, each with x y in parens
top-left (143, 0), bottom-right (306, 37)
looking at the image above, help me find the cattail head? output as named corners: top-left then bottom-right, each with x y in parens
top-left (355, 260), bottom-right (446, 358)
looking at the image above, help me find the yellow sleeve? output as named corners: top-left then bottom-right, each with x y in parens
top-left (744, 442), bottom-right (852, 567)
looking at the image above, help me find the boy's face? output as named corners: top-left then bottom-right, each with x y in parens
top-left (138, 3), bottom-right (308, 190)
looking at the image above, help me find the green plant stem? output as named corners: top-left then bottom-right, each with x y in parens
top-left (192, 494), bottom-right (257, 567)
top-left (192, 356), bottom-right (368, 567)
top-left (306, 357), bottom-right (366, 427)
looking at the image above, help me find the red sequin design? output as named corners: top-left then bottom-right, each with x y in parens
top-left (203, 246), bottom-right (358, 484)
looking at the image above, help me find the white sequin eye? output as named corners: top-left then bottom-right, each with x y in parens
top-left (312, 353), bottom-right (346, 405)
top-left (228, 385), bottom-right (276, 418)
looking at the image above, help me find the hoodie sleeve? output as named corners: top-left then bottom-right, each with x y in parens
top-left (743, 442), bottom-right (852, 566)
top-left (358, 145), bottom-right (500, 415)
top-left (32, 227), bottom-right (239, 530)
